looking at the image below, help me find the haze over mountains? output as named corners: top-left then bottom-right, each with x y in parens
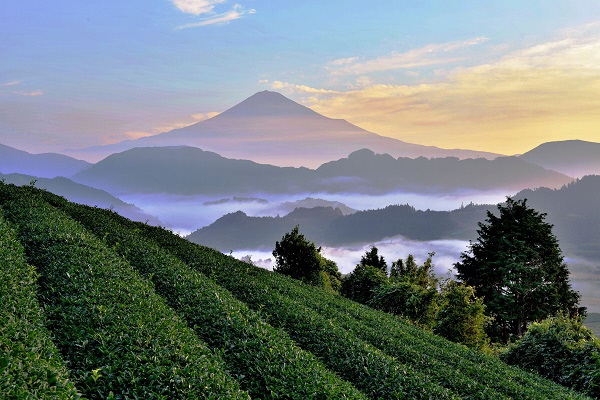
top-left (0, 143), bottom-right (90, 178)
top-left (520, 140), bottom-right (600, 178)
top-left (72, 146), bottom-right (571, 197)
top-left (68, 91), bottom-right (500, 167)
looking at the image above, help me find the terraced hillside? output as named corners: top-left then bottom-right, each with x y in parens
top-left (0, 182), bottom-right (591, 399)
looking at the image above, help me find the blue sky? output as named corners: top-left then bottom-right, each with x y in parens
top-left (2, 1), bottom-right (599, 155)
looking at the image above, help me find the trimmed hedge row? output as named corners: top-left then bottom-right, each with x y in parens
top-left (52, 198), bottom-right (367, 399)
top-left (130, 221), bottom-right (590, 400)
top-left (0, 185), bottom-right (249, 399)
top-left (0, 211), bottom-right (79, 399)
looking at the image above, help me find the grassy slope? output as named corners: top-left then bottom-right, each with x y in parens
top-left (0, 182), bottom-right (591, 399)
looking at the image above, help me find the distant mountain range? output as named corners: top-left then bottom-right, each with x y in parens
top-left (520, 140), bottom-right (600, 178)
top-left (68, 91), bottom-right (500, 167)
top-left (0, 172), bottom-right (158, 224)
top-left (0, 143), bottom-right (90, 178)
top-left (187, 176), bottom-right (600, 264)
top-left (72, 146), bottom-right (572, 196)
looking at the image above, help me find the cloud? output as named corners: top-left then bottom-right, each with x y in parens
top-left (1, 80), bottom-right (21, 87)
top-left (14, 90), bottom-right (44, 97)
top-left (171, 0), bottom-right (225, 15)
top-left (175, 3), bottom-right (255, 29)
top-left (266, 80), bottom-right (340, 94)
top-left (328, 37), bottom-right (489, 76)
top-left (269, 26), bottom-right (600, 155)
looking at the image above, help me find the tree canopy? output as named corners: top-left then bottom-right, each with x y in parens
top-left (455, 198), bottom-right (582, 342)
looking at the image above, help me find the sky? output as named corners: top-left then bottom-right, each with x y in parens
top-left (2, 1), bottom-right (600, 156)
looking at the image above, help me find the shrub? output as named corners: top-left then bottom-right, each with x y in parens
top-left (502, 314), bottom-right (600, 397)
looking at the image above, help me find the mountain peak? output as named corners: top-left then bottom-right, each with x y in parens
top-left (218, 90), bottom-right (321, 119)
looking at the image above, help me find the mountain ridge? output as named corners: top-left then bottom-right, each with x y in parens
top-left (72, 146), bottom-right (573, 196)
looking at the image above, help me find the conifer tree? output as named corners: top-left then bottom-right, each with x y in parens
top-left (455, 198), bottom-right (582, 342)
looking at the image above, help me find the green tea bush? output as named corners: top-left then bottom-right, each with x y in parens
top-left (0, 212), bottom-right (79, 399)
top-left (0, 186), bottom-right (248, 399)
top-left (55, 200), bottom-right (366, 399)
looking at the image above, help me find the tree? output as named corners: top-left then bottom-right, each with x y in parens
top-left (370, 254), bottom-right (440, 328)
top-left (455, 198), bottom-right (583, 342)
top-left (390, 253), bottom-right (437, 289)
top-left (340, 264), bottom-right (388, 305)
top-left (273, 226), bottom-right (321, 284)
top-left (369, 281), bottom-right (438, 328)
top-left (434, 280), bottom-right (488, 349)
top-left (273, 226), bottom-right (342, 292)
top-left (360, 246), bottom-right (387, 274)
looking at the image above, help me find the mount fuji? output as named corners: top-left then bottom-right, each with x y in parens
top-left (70, 91), bottom-right (500, 167)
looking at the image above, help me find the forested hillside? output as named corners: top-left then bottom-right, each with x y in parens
top-left (0, 182), bottom-right (590, 399)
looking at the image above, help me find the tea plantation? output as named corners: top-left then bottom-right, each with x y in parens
top-left (0, 182), bottom-right (591, 399)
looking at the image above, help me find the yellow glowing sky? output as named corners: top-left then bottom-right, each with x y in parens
top-left (264, 24), bottom-right (600, 155)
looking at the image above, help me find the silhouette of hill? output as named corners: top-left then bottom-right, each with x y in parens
top-left (187, 204), bottom-right (490, 251)
top-left (520, 140), bottom-right (600, 178)
top-left (69, 91), bottom-right (500, 166)
top-left (72, 146), bottom-right (572, 196)
top-left (0, 143), bottom-right (90, 178)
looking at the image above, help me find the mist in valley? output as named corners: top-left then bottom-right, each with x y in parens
top-left (121, 189), bottom-right (512, 235)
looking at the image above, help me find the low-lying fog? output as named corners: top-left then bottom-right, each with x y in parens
top-left (120, 189), bottom-right (511, 235)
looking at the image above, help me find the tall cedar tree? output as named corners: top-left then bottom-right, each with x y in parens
top-left (455, 198), bottom-right (582, 342)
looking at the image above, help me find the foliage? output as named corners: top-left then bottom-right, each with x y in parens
top-left (502, 315), bottom-right (600, 398)
top-left (434, 280), bottom-right (489, 350)
top-left (0, 212), bottom-right (79, 399)
top-left (318, 253), bottom-right (342, 292)
top-left (369, 282), bottom-right (438, 328)
top-left (272, 225), bottom-right (322, 284)
top-left (455, 197), bottom-right (583, 342)
top-left (390, 253), bottom-right (438, 289)
top-left (340, 264), bottom-right (388, 305)
top-left (359, 245), bottom-right (387, 273)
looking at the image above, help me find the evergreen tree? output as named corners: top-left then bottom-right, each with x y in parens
top-left (360, 246), bottom-right (387, 274)
top-left (455, 198), bottom-right (582, 342)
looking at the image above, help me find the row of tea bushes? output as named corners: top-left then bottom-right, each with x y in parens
top-left (0, 186), bottom-right (249, 399)
top-left (0, 212), bottom-right (79, 399)
top-left (226, 262), bottom-right (584, 400)
top-left (131, 220), bottom-right (589, 400)
top-left (41, 193), bottom-right (453, 399)
top-left (51, 198), bottom-right (367, 399)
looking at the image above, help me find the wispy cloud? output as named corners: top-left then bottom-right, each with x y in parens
top-left (265, 25), bottom-right (600, 155)
top-left (328, 37), bottom-right (489, 76)
top-left (14, 90), bottom-right (44, 97)
top-left (261, 80), bottom-right (340, 94)
top-left (172, 0), bottom-right (225, 15)
top-left (1, 80), bottom-right (21, 87)
top-left (173, 1), bottom-right (256, 29)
